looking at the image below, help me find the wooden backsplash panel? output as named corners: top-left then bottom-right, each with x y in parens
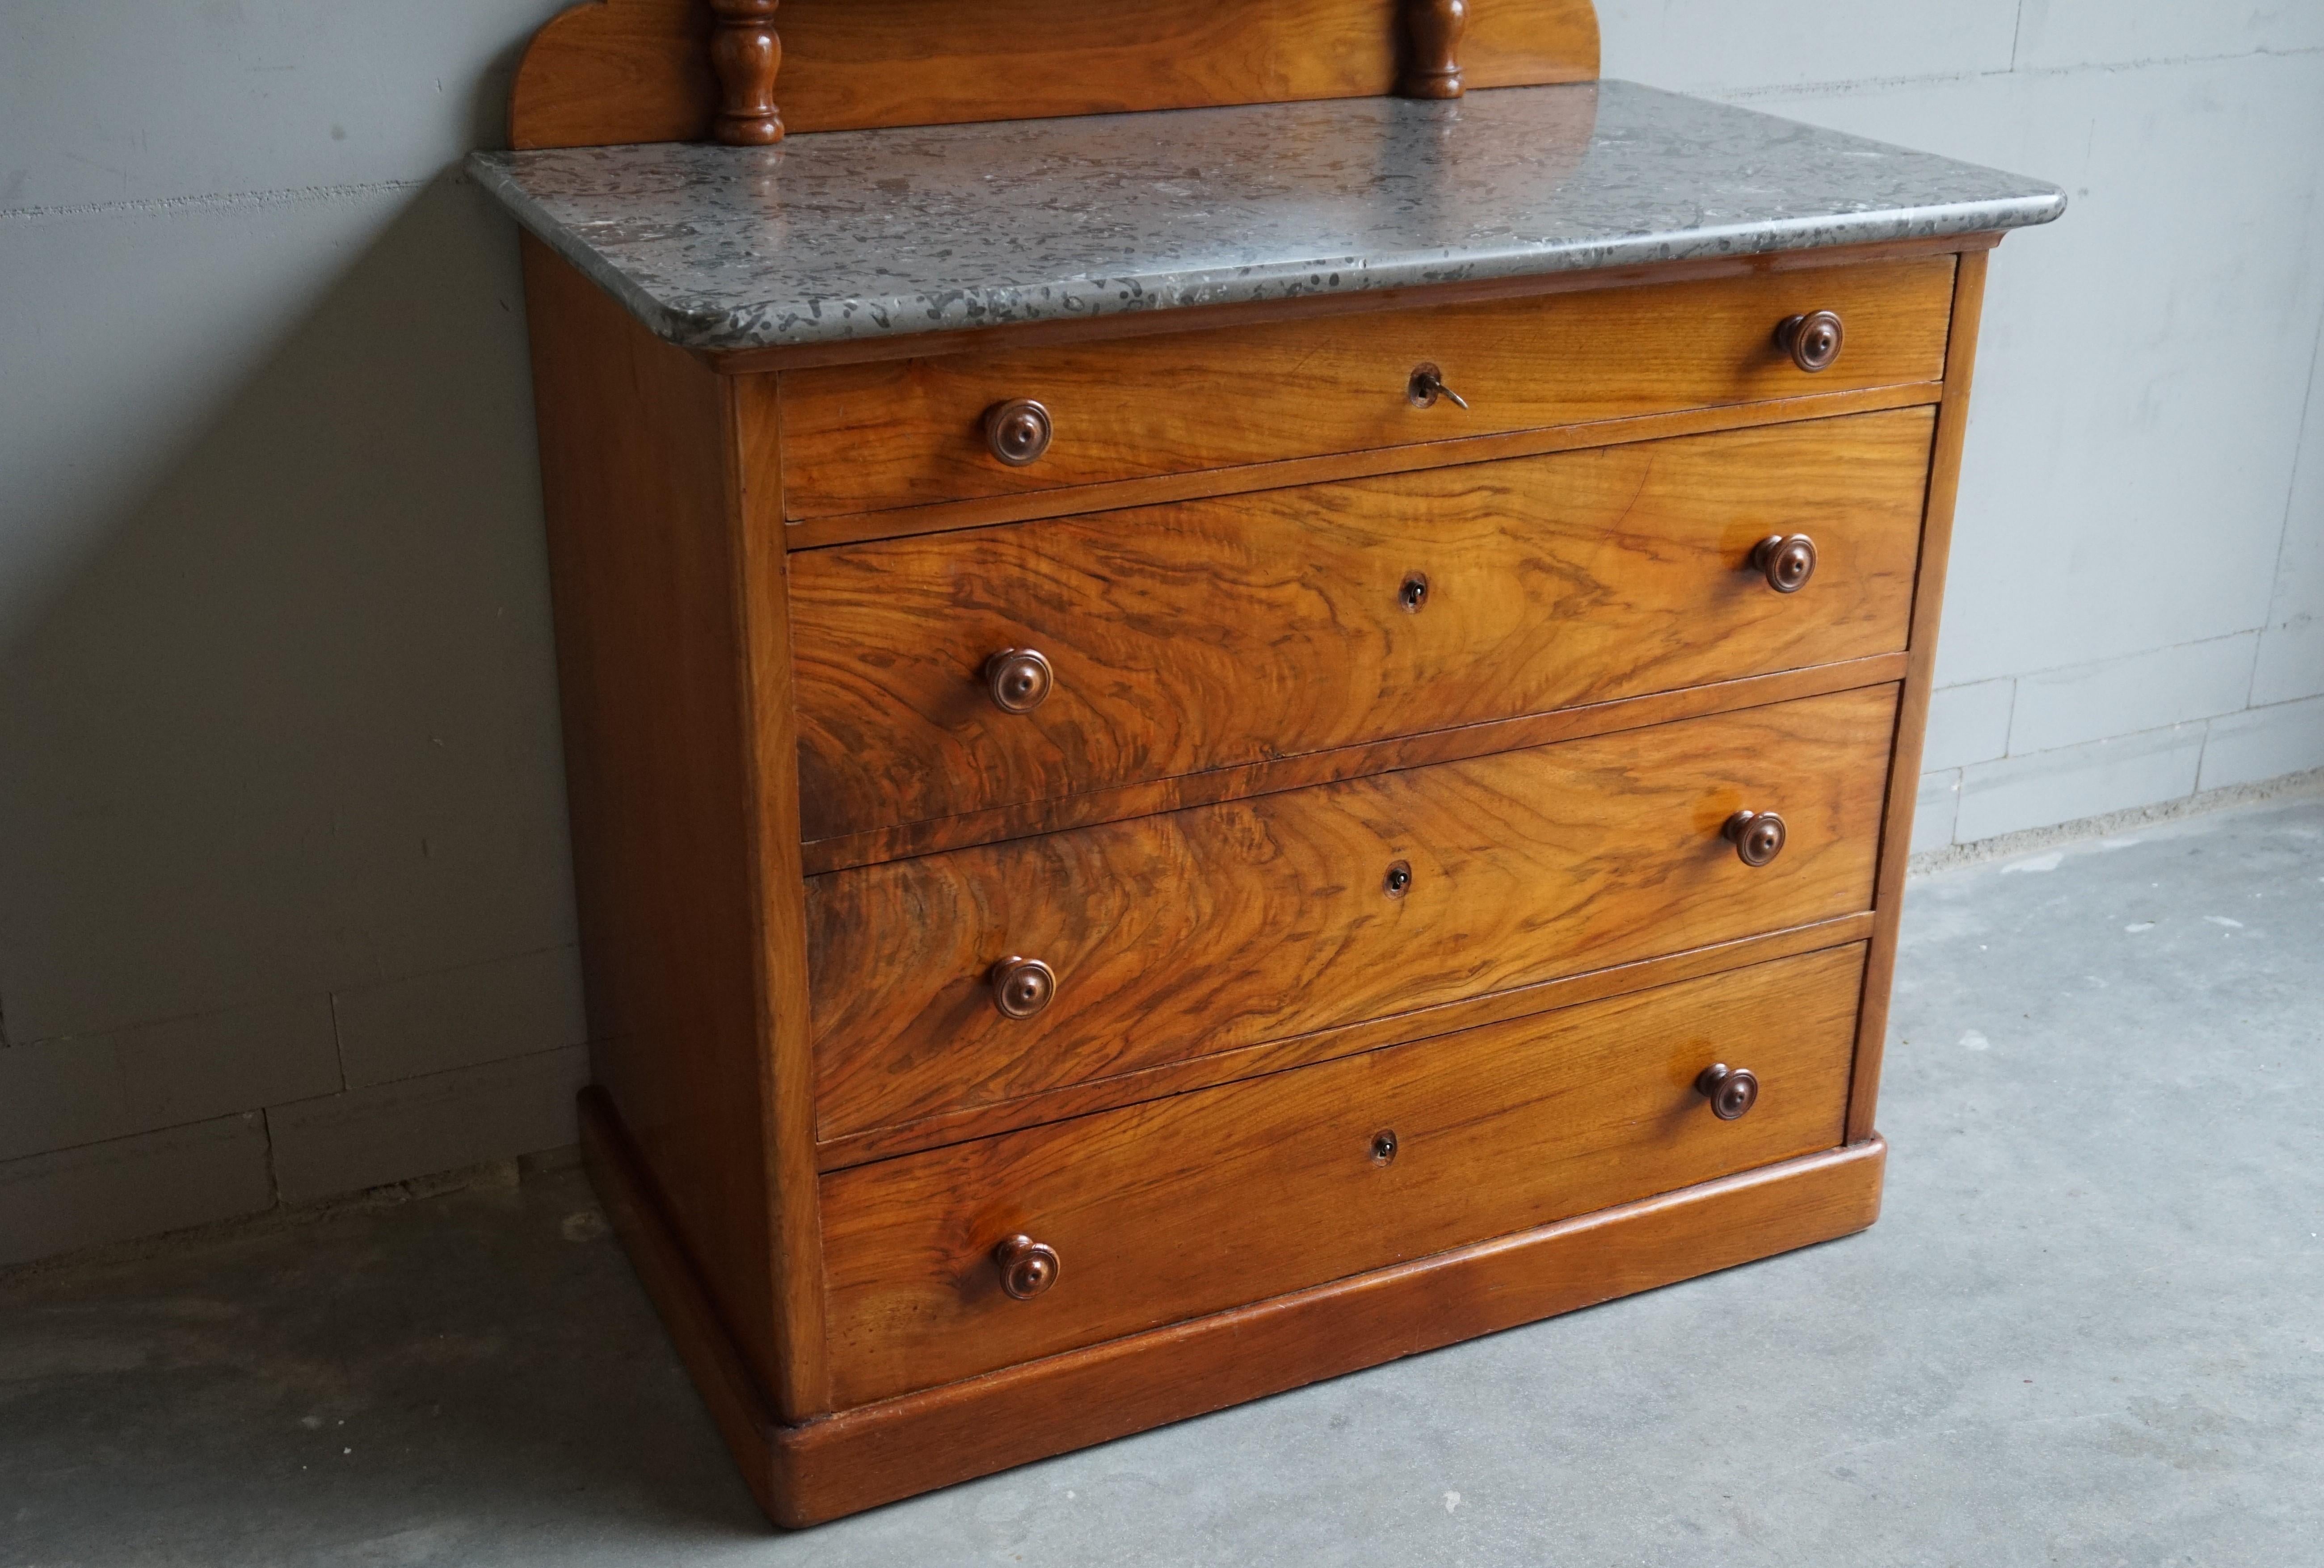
top-left (510, 0), bottom-right (1600, 149)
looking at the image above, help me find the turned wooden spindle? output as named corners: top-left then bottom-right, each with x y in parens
top-left (709, 0), bottom-right (784, 145)
top-left (1399, 0), bottom-right (1469, 99)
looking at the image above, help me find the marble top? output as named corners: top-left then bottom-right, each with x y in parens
top-left (469, 80), bottom-right (2063, 354)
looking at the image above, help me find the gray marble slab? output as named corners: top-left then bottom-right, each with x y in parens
top-left (468, 80), bottom-right (2063, 353)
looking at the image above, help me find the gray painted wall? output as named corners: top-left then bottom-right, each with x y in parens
top-left (2, 2), bottom-right (2320, 1265)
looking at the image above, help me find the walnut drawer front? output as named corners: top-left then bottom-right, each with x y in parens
top-left (819, 941), bottom-right (1865, 1406)
top-left (806, 682), bottom-right (1893, 1144)
top-left (790, 407), bottom-right (1932, 844)
top-left (778, 256), bottom-right (1954, 521)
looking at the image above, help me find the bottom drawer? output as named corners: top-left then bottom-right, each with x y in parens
top-left (820, 942), bottom-right (1866, 1406)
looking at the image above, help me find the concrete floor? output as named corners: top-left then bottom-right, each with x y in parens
top-left (4, 797), bottom-right (2321, 1567)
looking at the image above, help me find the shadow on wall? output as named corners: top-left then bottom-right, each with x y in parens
top-left (0, 167), bottom-right (589, 1246)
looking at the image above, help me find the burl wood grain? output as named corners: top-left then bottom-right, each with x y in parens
top-left (819, 942), bottom-right (1865, 1405)
top-left (509, 0), bottom-right (1598, 151)
top-left (777, 257), bottom-right (1954, 519)
top-left (791, 408), bottom-right (1932, 842)
top-left (806, 684), bottom-right (1894, 1142)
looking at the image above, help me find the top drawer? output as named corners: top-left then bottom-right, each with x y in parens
top-left (778, 256), bottom-right (1956, 520)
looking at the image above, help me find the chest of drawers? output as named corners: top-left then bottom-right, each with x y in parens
top-left (478, 0), bottom-right (2061, 1526)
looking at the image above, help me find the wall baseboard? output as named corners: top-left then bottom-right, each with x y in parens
top-left (0, 1145), bottom-right (581, 1285)
top-left (1908, 764), bottom-right (2324, 878)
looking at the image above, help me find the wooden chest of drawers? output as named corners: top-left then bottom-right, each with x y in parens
top-left (484, 0), bottom-right (2061, 1528)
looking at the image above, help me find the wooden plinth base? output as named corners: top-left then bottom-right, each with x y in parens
top-left (578, 1087), bottom-right (1885, 1527)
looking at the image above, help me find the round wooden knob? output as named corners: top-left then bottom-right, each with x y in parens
top-left (1695, 1064), bottom-right (1760, 1120)
top-left (1723, 809), bottom-right (1787, 867)
top-left (994, 1234), bottom-right (1061, 1299)
top-left (983, 648), bottom-right (1053, 714)
top-left (1776, 310), bottom-right (1845, 372)
top-left (984, 398), bottom-right (1054, 465)
top-left (1751, 534), bottom-right (1818, 593)
top-left (989, 956), bottom-right (1057, 1019)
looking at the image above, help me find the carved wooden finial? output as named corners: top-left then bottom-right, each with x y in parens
top-left (1399, 0), bottom-right (1469, 99)
top-left (709, 0), bottom-right (784, 144)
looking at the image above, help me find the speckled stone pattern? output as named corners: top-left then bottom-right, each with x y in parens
top-left (468, 80), bottom-right (2065, 353)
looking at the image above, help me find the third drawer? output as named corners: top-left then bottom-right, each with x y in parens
top-left (789, 406), bottom-right (1933, 844)
top-left (806, 682), bottom-right (1895, 1144)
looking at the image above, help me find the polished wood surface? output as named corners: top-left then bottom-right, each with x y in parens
top-left (521, 240), bottom-right (795, 1408)
top-left (1847, 247), bottom-right (1992, 1143)
top-left (521, 243), bottom-right (830, 1419)
top-left (820, 943), bottom-right (1864, 1405)
top-left (1400, 0), bottom-right (1469, 97)
top-left (808, 686), bottom-right (1894, 1143)
top-left (791, 409), bottom-right (1932, 841)
top-left (777, 258), bottom-right (1954, 519)
top-left (522, 240), bottom-right (1998, 1519)
top-left (727, 370), bottom-right (833, 1415)
top-left (707, 0), bottom-right (784, 145)
top-left (510, 0), bottom-right (1597, 150)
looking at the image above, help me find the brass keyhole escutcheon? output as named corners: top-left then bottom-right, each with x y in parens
top-left (983, 648), bottom-right (1054, 714)
top-left (1695, 1064), bottom-right (1760, 1120)
top-left (989, 956), bottom-right (1057, 1019)
top-left (1751, 534), bottom-right (1818, 593)
top-left (1723, 809), bottom-right (1788, 867)
top-left (1370, 1130), bottom-right (1399, 1164)
top-left (994, 1234), bottom-right (1061, 1299)
top-left (983, 398), bottom-right (1054, 465)
top-left (1775, 310), bottom-right (1845, 372)
top-left (1383, 859), bottom-right (1413, 899)
top-left (1399, 572), bottom-right (1430, 613)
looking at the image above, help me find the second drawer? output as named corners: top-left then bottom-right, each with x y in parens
top-left (806, 683), bottom-right (1895, 1142)
top-left (789, 407), bottom-right (1932, 843)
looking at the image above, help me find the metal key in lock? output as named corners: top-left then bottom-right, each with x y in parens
top-left (1407, 362), bottom-right (1470, 410)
